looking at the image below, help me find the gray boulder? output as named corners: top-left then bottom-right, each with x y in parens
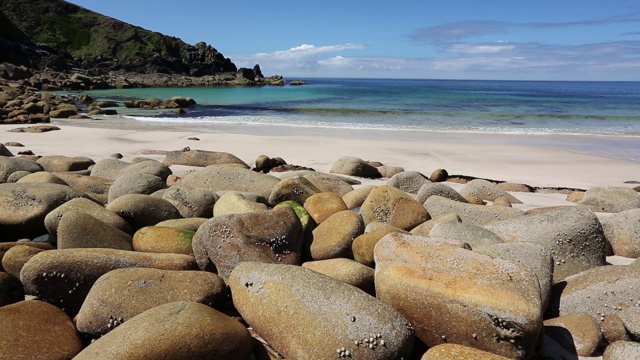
top-left (74, 301), bottom-right (253, 360)
top-left (45, 197), bottom-right (132, 236)
top-left (106, 194), bottom-right (182, 231)
top-left (108, 173), bottom-right (166, 202)
top-left (415, 182), bottom-right (467, 204)
top-left (75, 268), bottom-right (228, 338)
top-left (192, 206), bottom-right (303, 280)
top-left (424, 195), bottom-right (524, 227)
top-left (475, 242), bottom-right (554, 312)
top-left (387, 171), bottom-right (430, 195)
top-left (268, 176), bottom-right (321, 207)
top-left (459, 179), bottom-right (523, 204)
top-left (36, 155), bottom-right (95, 172)
top-left (56, 212), bottom-right (133, 250)
top-left (579, 186), bottom-right (640, 213)
top-left (0, 156), bottom-right (42, 182)
top-left (0, 183), bottom-right (88, 240)
top-left (485, 205), bottom-right (606, 283)
top-left (429, 221), bottom-right (504, 248)
top-left (602, 208), bottom-right (640, 258)
top-left (330, 156), bottom-right (381, 178)
top-left (20, 248), bottom-right (197, 315)
top-left (163, 149), bottom-right (248, 167)
top-left (162, 186), bottom-right (217, 218)
top-left (180, 165), bottom-right (279, 199)
top-left (228, 262), bottom-right (414, 359)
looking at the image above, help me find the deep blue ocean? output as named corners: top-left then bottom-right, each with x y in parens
top-left (82, 78), bottom-right (640, 136)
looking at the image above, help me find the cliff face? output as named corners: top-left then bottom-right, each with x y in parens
top-left (0, 0), bottom-right (239, 76)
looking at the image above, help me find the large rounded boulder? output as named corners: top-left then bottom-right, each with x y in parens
top-left (228, 262), bottom-right (415, 359)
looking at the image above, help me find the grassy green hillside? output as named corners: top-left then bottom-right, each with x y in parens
top-left (0, 0), bottom-right (237, 75)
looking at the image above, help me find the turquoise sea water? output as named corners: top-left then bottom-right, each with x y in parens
top-left (83, 78), bottom-right (640, 137)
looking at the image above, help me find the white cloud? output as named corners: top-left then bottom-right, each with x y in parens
top-left (232, 40), bottom-right (640, 80)
top-left (445, 43), bottom-right (515, 54)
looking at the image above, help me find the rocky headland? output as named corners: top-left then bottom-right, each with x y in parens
top-left (0, 0), bottom-right (285, 91)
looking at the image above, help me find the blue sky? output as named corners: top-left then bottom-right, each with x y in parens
top-left (67, 0), bottom-right (640, 80)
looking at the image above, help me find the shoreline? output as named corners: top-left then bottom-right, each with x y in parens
top-left (4, 118), bottom-right (639, 190)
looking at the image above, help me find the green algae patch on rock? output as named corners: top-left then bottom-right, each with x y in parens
top-left (132, 226), bottom-right (195, 255)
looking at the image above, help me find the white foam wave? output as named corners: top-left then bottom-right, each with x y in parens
top-left (121, 115), bottom-right (640, 137)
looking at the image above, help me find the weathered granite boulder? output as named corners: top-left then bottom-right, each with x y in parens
top-left (89, 158), bottom-right (131, 179)
top-left (603, 341), bottom-right (640, 360)
top-left (424, 195), bottom-right (525, 227)
top-left (76, 268), bottom-right (228, 338)
top-left (268, 176), bottom-right (321, 206)
top-left (302, 258), bottom-right (375, 295)
top-left (74, 301), bottom-right (253, 360)
top-left (602, 208), bottom-right (640, 258)
top-left (303, 191), bottom-right (348, 224)
top-left (377, 165), bottom-right (405, 178)
top-left (5, 170), bottom-right (30, 182)
top-left (20, 248), bottom-right (197, 315)
top-left (0, 156), bottom-right (42, 182)
top-left (619, 307), bottom-right (640, 340)
top-left (579, 186), bottom-right (640, 213)
top-left (0, 183), bottom-right (89, 240)
top-left (163, 149), bottom-right (248, 167)
top-left (429, 221), bottom-right (504, 248)
top-left (45, 197), bottom-right (133, 236)
top-left (485, 205), bottom-right (606, 283)
top-left (124, 160), bottom-right (173, 180)
top-left (415, 182), bottom-right (467, 205)
top-left (132, 226), bottom-right (195, 255)
top-left (108, 172), bottom-right (167, 202)
top-left (0, 272), bottom-right (23, 306)
top-left (180, 164), bottom-right (279, 199)
top-left (106, 194), bottom-right (182, 231)
top-left (228, 262), bottom-right (415, 359)
top-left (459, 179), bottom-right (523, 204)
top-left (1, 244), bottom-right (50, 277)
top-left (53, 172), bottom-right (113, 201)
top-left (352, 228), bottom-right (406, 267)
top-left (387, 171), bottom-right (430, 195)
top-left (410, 213), bottom-right (461, 236)
top-left (213, 191), bottom-right (268, 217)
top-left (36, 155), bottom-right (95, 172)
top-left (375, 233), bottom-right (542, 359)
top-left (294, 171), bottom-right (356, 196)
top-left (56, 212), bottom-right (133, 250)
top-left (0, 300), bottom-right (84, 359)
top-left (421, 343), bottom-right (512, 359)
top-left (309, 210), bottom-right (364, 260)
top-left (155, 217), bottom-right (208, 231)
top-left (543, 313), bottom-right (601, 357)
top-left (162, 186), bottom-right (216, 218)
top-left (342, 185), bottom-right (376, 209)
top-left (360, 185), bottom-right (429, 230)
top-left (15, 171), bottom-right (67, 185)
top-left (330, 156), bottom-right (382, 178)
top-left (551, 265), bottom-right (640, 330)
top-left (474, 242), bottom-right (554, 313)
top-left (192, 206), bottom-right (303, 280)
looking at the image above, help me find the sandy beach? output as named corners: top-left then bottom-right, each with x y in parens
top-left (5, 119), bottom-right (639, 191)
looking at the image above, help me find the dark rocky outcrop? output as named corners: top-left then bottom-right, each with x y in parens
top-left (0, 0), bottom-right (284, 89)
